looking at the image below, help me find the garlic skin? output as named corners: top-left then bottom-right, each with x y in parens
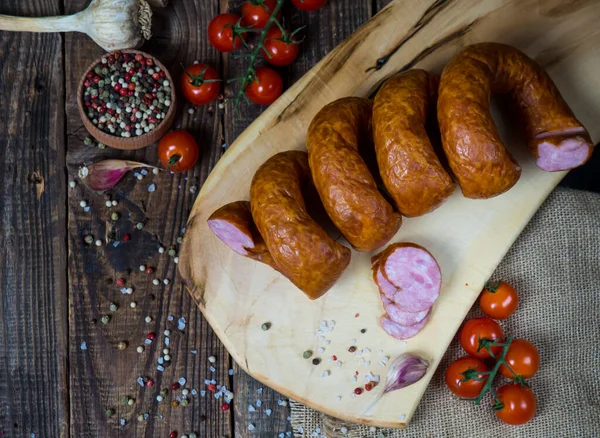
top-left (79, 159), bottom-right (159, 192)
top-left (0, 0), bottom-right (152, 51)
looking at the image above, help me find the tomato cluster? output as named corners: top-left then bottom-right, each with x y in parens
top-left (157, 0), bottom-right (329, 173)
top-left (446, 281), bottom-right (540, 426)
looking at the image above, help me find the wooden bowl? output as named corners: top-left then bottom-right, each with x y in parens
top-left (77, 50), bottom-right (176, 150)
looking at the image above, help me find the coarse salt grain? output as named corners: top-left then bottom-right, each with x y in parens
top-left (317, 347), bottom-right (324, 354)
top-left (321, 370), bottom-right (330, 378)
top-left (363, 348), bottom-right (371, 354)
top-left (381, 356), bottom-right (389, 363)
top-left (248, 405), bottom-right (256, 412)
top-left (350, 339), bottom-right (356, 346)
top-left (351, 376), bottom-right (357, 383)
top-left (256, 400), bottom-right (262, 407)
top-left (178, 377), bottom-right (186, 386)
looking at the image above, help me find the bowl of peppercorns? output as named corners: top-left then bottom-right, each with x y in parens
top-left (77, 50), bottom-right (176, 150)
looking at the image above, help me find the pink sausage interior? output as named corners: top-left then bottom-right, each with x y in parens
top-left (207, 219), bottom-right (254, 256)
top-left (384, 301), bottom-right (429, 326)
top-left (380, 311), bottom-right (431, 340)
top-left (536, 136), bottom-right (592, 172)
top-left (383, 246), bottom-right (441, 312)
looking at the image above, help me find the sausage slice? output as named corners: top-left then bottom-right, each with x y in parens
top-left (208, 201), bottom-right (279, 271)
top-left (307, 97), bottom-right (402, 252)
top-left (250, 150), bottom-right (351, 300)
top-left (373, 70), bottom-right (455, 216)
top-left (380, 312), bottom-right (431, 340)
top-left (438, 42), bottom-right (594, 199)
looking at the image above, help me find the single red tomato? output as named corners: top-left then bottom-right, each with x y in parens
top-left (262, 27), bottom-right (300, 66)
top-left (158, 131), bottom-right (199, 172)
top-left (495, 383), bottom-right (536, 425)
top-left (499, 339), bottom-right (540, 379)
top-left (245, 67), bottom-right (283, 105)
top-left (460, 317), bottom-right (504, 358)
top-left (241, 0), bottom-right (280, 29)
top-left (445, 356), bottom-right (489, 398)
top-left (291, 0), bottom-right (328, 11)
top-left (181, 64), bottom-right (220, 105)
top-left (480, 280), bottom-right (519, 320)
top-left (208, 14), bottom-right (246, 52)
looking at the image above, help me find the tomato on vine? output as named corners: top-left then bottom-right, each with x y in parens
top-left (158, 131), bottom-right (199, 172)
top-left (242, 0), bottom-right (280, 29)
top-left (262, 27), bottom-right (301, 66)
top-left (208, 14), bottom-right (247, 52)
top-left (181, 64), bottom-right (220, 105)
top-left (292, 0), bottom-right (328, 11)
top-left (499, 338), bottom-right (540, 379)
top-left (480, 280), bottom-right (519, 319)
top-left (459, 317), bottom-right (504, 358)
top-left (494, 383), bottom-right (536, 425)
top-left (445, 357), bottom-right (489, 398)
top-left (245, 67), bottom-right (283, 105)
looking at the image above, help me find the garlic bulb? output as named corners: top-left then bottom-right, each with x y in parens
top-left (0, 0), bottom-right (152, 51)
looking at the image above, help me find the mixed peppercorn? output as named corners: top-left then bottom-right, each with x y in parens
top-left (82, 51), bottom-right (172, 138)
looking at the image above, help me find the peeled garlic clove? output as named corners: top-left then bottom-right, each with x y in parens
top-left (79, 159), bottom-right (159, 191)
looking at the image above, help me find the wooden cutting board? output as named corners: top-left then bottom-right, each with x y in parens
top-left (179, 0), bottom-right (600, 428)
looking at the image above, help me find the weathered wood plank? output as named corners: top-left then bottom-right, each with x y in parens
top-left (0, 1), bottom-right (68, 437)
top-left (64, 0), bottom-right (232, 436)
top-left (222, 1), bottom-right (372, 436)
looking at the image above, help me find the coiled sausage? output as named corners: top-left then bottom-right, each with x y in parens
top-left (307, 97), bottom-right (402, 251)
top-left (373, 70), bottom-right (455, 216)
top-left (438, 43), bottom-right (594, 199)
top-left (250, 150), bottom-right (351, 299)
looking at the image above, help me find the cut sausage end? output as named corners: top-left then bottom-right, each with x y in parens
top-left (536, 136), bottom-right (593, 171)
top-left (382, 244), bottom-right (441, 312)
top-left (208, 218), bottom-right (254, 256)
top-left (384, 301), bottom-right (430, 326)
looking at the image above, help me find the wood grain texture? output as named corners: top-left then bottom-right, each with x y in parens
top-left (222, 1), bottom-right (373, 436)
top-left (64, 0), bottom-right (232, 436)
top-left (179, 0), bottom-right (600, 428)
top-left (0, 1), bottom-right (68, 437)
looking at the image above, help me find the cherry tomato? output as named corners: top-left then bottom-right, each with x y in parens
top-left (181, 64), bottom-right (220, 105)
top-left (262, 27), bottom-right (300, 66)
top-left (208, 14), bottom-right (246, 52)
top-left (495, 383), bottom-right (536, 425)
top-left (241, 0), bottom-right (280, 29)
top-left (480, 280), bottom-right (519, 319)
top-left (291, 0), bottom-right (328, 11)
top-left (499, 339), bottom-right (540, 379)
top-left (158, 131), bottom-right (199, 172)
top-left (245, 67), bottom-right (283, 105)
top-left (460, 317), bottom-right (504, 358)
top-left (445, 356), bottom-right (489, 398)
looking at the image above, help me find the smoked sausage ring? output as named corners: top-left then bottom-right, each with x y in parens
top-left (438, 42), bottom-right (594, 199)
top-left (307, 97), bottom-right (402, 251)
top-left (373, 70), bottom-right (455, 216)
top-left (250, 150), bottom-right (351, 300)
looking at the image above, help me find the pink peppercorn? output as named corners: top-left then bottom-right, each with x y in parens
top-left (221, 402), bottom-right (230, 411)
top-left (207, 384), bottom-right (216, 392)
top-left (169, 432), bottom-right (177, 438)
top-left (147, 332), bottom-right (156, 340)
top-left (146, 379), bottom-right (154, 387)
top-left (116, 278), bottom-right (125, 286)
top-left (354, 388), bottom-right (362, 395)
top-left (171, 382), bottom-right (180, 391)
top-left (123, 233), bottom-right (131, 242)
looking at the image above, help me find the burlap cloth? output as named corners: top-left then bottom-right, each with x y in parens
top-left (291, 187), bottom-right (600, 437)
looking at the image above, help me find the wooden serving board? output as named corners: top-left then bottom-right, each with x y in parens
top-left (179, 0), bottom-right (600, 428)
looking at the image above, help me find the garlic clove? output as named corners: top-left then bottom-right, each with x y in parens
top-left (79, 159), bottom-right (159, 191)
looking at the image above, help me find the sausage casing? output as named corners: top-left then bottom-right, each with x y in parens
top-left (438, 43), bottom-right (593, 199)
top-left (307, 97), bottom-right (402, 251)
top-left (373, 70), bottom-right (455, 216)
top-left (250, 150), bottom-right (351, 299)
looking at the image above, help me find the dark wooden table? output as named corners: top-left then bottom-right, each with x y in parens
top-left (1, 1), bottom-right (598, 437)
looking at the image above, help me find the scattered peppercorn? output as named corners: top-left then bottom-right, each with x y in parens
top-left (365, 383), bottom-right (373, 391)
top-left (146, 379), bottom-right (154, 387)
top-left (84, 234), bottom-right (94, 244)
top-left (360, 328), bottom-right (367, 334)
top-left (137, 414), bottom-right (145, 422)
top-left (171, 400), bottom-right (180, 408)
top-left (111, 212), bottom-right (120, 221)
top-left (261, 322), bottom-right (271, 331)
top-left (116, 278), bottom-right (126, 286)
top-left (354, 388), bottom-right (363, 395)
top-left (147, 332), bottom-right (156, 340)
top-left (105, 409), bottom-right (114, 417)
top-left (348, 346), bottom-right (357, 353)
top-left (312, 358), bottom-right (321, 365)
top-left (171, 382), bottom-right (181, 390)
top-left (109, 303), bottom-right (118, 312)
top-left (221, 402), bottom-right (230, 411)
top-left (123, 233), bottom-right (131, 242)
top-left (180, 399), bottom-right (189, 407)
top-left (117, 341), bottom-right (128, 350)
top-left (168, 248), bottom-right (176, 257)
top-left (136, 222), bottom-right (144, 230)
top-left (169, 432), bottom-right (177, 438)
top-left (145, 267), bottom-right (155, 274)
top-left (101, 315), bottom-right (111, 324)
top-left (303, 350), bottom-right (313, 359)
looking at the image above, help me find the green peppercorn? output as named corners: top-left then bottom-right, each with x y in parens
top-left (167, 249), bottom-right (176, 257)
top-left (111, 212), bottom-right (120, 221)
top-left (180, 399), bottom-right (189, 407)
top-left (105, 409), bottom-right (114, 417)
top-left (84, 136), bottom-right (93, 145)
top-left (84, 235), bottom-right (94, 244)
top-left (109, 303), bottom-right (118, 312)
top-left (101, 315), bottom-right (111, 324)
top-left (261, 322), bottom-right (271, 331)
top-left (94, 66), bottom-right (102, 74)
top-left (303, 350), bottom-right (313, 359)
top-left (136, 222), bottom-right (144, 230)
top-left (98, 143), bottom-right (106, 149)
top-left (101, 67), bottom-right (109, 75)
top-left (137, 414), bottom-right (144, 422)
top-left (131, 76), bottom-right (138, 83)
top-left (98, 80), bottom-right (105, 88)
top-left (160, 389), bottom-right (168, 397)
